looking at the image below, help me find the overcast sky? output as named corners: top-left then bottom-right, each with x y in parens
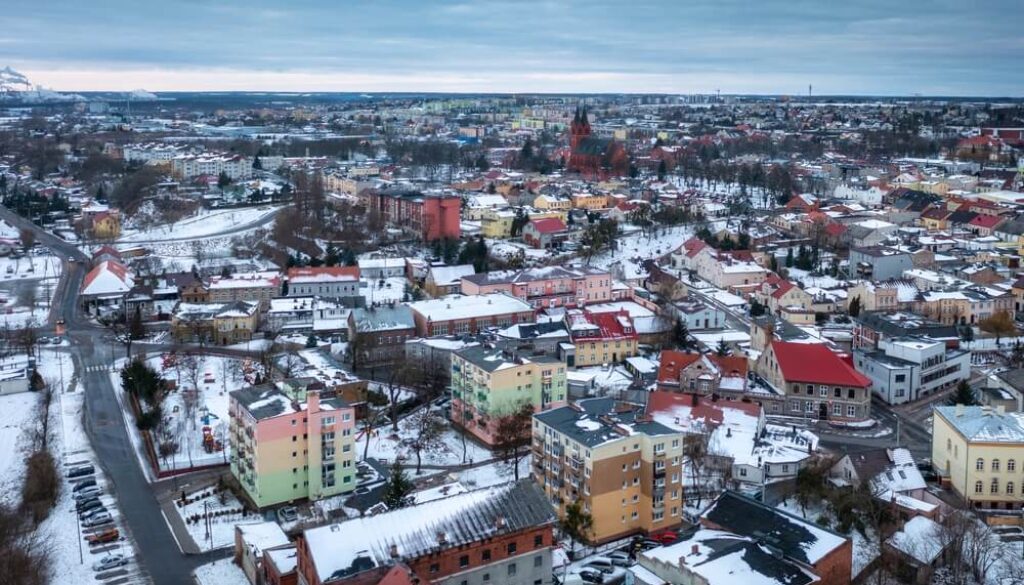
top-left (5, 0), bottom-right (1022, 95)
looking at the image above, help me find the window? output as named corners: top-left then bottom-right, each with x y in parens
top-left (847, 405), bottom-right (856, 417)
top-left (507, 542), bottom-right (517, 555)
top-left (482, 573), bottom-right (490, 582)
top-left (993, 459), bottom-right (1001, 472)
top-left (833, 404), bottom-right (842, 416)
top-left (534, 555), bottom-right (543, 568)
top-left (321, 416), bottom-right (335, 427)
top-left (847, 389), bottom-right (856, 399)
top-left (1009, 482), bottom-right (1016, 495)
top-left (991, 478), bottom-right (1000, 494)
top-left (429, 563), bottom-right (440, 574)
top-left (946, 439), bottom-right (951, 452)
top-left (805, 401), bottom-right (815, 413)
top-left (819, 387), bottom-right (827, 397)
top-left (1010, 460), bottom-right (1017, 472)
top-left (534, 535), bottom-right (543, 548)
top-left (507, 564), bottom-right (517, 577)
top-left (834, 388), bottom-right (842, 398)
top-left (482, 549), bottom-right (492, 562)
top-left (975, 481), bottom-right (983, 494)
top-left (977, 458), bottom-right (985, 471)
top-left (895, 374), bottom-right (906, 383)
top-left (459, 555), bottom-right (469, 568)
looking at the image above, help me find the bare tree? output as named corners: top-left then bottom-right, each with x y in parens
top-left (402, 407), bottom-right (445, 475)
top-left (493, 402), bottom-right (534, 481)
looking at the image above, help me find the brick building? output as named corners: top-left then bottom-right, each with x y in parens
top-left (363, 187), bottom-right (461, 241)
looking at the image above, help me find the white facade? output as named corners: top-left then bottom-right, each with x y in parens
top-left (171, 154), bottom-right (253, 180)
top-left (855, 336), bottom-right (971, 405)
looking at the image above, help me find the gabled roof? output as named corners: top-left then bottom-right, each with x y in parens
top-left (657, 350), bottom-right (748, 386)
top-left (287, 266), bottom-right (360, 283)
top-left (969, 214), bottom-right (1004, 229)
top-left (770, 340), bottom-right (870, 387)
top-left (302, 481), bottom-right (554, 583)
top-left (81, 260), bottom-right (134, 296)
top-left (528, 217), bottom-right (567, 234)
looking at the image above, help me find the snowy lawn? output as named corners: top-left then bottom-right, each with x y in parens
top-left (360, 276), bottom-right (408, 305)
top-left (0, 391), bottom-right (38, 507)
top-left (356, 413), bottom-right (492, 470)
top-left (455, 459), bottom-right (530, 490)
top-left (119, 205), bottom-right (284, 242)
top-left (590, 225), bottom-right (693, 271)
top-left (194, 558), bottom-right (250, 585)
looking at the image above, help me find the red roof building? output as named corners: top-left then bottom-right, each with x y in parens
top-left (523, 218), bottom-right (568, 249)
top-left (656, 350), bottom-right (750, 399)
top-left (755, 341), bottom-right (871, 422)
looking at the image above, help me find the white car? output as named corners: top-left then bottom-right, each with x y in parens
top-left (82, 511), bottom-right (112, 527)
top-left (92, 554), bottom-right (127, 572)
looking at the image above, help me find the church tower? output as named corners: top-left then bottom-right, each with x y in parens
top-left (569, 105), bottom-right (591, 150)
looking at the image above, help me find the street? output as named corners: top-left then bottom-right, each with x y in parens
top-left (0, 205), bottom-right (230, 584)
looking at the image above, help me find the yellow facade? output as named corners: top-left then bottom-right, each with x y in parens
top-left (932, 406), bottom-right (1024, 509)
top-left (533, 194), bottom-right (571, 212)
top-left (92, 213), bottom-right (121, 239)
top-left (480, 208), bottom-right (515, 238)
top-left (571, 193), bottom-right (609, 211)
top-left (573, 338), bottom-right (638, 367)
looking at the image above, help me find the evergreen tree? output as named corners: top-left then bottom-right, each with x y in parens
top-left (382, 460), bottom-right (414, 510)
top-left (128, 306), bottom-right (145, 340)
top-left (947, 380), bottom-right (978, 406)
top-left (657, 159), bottom-right (667, 181)
top-left (715, 338), bottom-right (730, 357)
top-left (305, 335), bottom-right (318, 348)
top-left (324, 243), bottom-right (339, 267)
top-left (560, 500), bottom-right (593, 559)
top-left (252, 155), bottom-right (263, 170)
top-left (785, 248), bottom-right (794, 268)
top-left (750, 298), bottom-right (766, 317)
top-left (848, 296), bottom-right (862, 318)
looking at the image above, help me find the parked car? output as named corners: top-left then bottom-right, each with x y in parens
top-left (92, 554), bottom-right (127, 572)
top-left (576, 569), bottom-right (604, 584)
top-left (86, 528), bottom-right (120, 545)
top-left (82, 512), bottom-right (112, 528)
top-left (583, 557), bottom-right (615, 574)
top-left (73, 487), bottom-right (102, 501)
top-left (649, 530), bottom-right (679, 545)
top-left (72, 478), bottom-right (97, 492)
top-left (67, 465), bottom-right (94, 479)
top-left (276, 506), bottom-right (298, 523)
top-left (607, 551), bottom-right (633, 567)
top-left (77, 500), bottom-right (105, 515)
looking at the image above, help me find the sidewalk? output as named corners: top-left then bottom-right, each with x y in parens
top-left (154, 473), bottom-right (225, 555)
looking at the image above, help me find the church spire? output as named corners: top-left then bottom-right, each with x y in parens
top-left (581, 105), bottom-right (589, 125)
top-left (573, 106), bottom-right (580, 124)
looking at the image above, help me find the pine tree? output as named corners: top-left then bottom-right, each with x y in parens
top-left (716, 338), bottom-right (729, 357)
top-left (947, 380), bottom-right (978, 406)
top-left (848, 296), bottom-right (862, 318)
top-left (382, 460), bottom-right (414, 510)
top-left (785, 248), bottom-right (794, 268)
top-left (129, 306), bottom-right (145, 340)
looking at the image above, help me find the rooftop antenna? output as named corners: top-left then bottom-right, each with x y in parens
top-left (808, 84), bottom-right (812, 98)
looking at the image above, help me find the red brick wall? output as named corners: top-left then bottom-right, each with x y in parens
top-left (812, 539), bottom-right (853, 585)
top-left (406, 525), bottom-right (552, 583)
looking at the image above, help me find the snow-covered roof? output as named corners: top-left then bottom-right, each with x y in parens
top-left (409, 293), bottom-right (533, 322)
top-left (935, 405), bottom-right (1024, 443)
top-left (886, 516), bottom-right (943, 565)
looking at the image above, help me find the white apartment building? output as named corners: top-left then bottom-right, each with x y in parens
top-left (854, 336), bottom-right (971, 405)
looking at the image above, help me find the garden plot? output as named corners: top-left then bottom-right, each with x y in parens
top-left (194, 558), bottom-right (250, 585)
top-left (171, 484), bottom-right (257, 552)
top-left (113, 352), bottom-right (264, 475)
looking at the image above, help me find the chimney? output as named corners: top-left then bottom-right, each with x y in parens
top-left (390, 543), bottom-right (400, 558)
top-left (495, 516), bottom-right (507, 530)
top-left (956, 404), bottom-right (964, 417)
top-left (436, 531), bottom-right (448, 545)
top-left (679, 555), bottom-right (687, 566)
top-left (691, 544), bottom-right (699, 555)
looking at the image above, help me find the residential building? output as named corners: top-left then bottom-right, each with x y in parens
top-left (171, 300), bottom-right (260, 345)
top-left (829, 447), bottom-right (940, 520)
top-left (265, 296), bottom-right (316, 334)
top-left (461, 266), bottom-right (613, 309)
top-left (754, 340), bottom-right (872, 423)
top-left (694, 491), bottom-right (852, 585)
top-left (423, 264), bottom-right (475, 298)
top-left (229, 386), bottom-right (356, 509)
top-left (171, 153), bottom-right (253, 180)
top-left (408, 293), bottom-right (535, 337)
top-left (207, 271), bottom-right (283, 311)
top-left (522, 218), bottom-right (568, 249)
top-left (450, 347), bottom-right (566, 445)
top-left (854, 336), bottom-right (970, 405)
top-left (494, 321), bottom-right (571, 356)
top-left (286, 267), bottom-right (361, 303)
top-left (654, 350), bottom-right (751, 401)
top-left (565, 308), bottom-right (638, 367)
top-left (347, 305), bottom-right (416, 367)
top-left (852, 311), bottom-right (960, 350)
top-left (849, 247), bottom-right (914, 280)
top-left (672, 299), bottom-right (726, 330)
top-left (295, 480), bottom-right (555, 585)
top-left (532, 398), bottom-right (685, 544)
top-left (932, 405), bottom-right (1024, 510)
top-left (233, 522), bottom-right (290, 585)
top-left (363, 187), bottom-right (460, 241)
top-left (404, 336), bottom-right (480, 384)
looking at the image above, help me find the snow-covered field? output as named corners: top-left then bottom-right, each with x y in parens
top-left (360, 276), bottom-right (407, 305)
top-left (120, 205), bottom-right (284, 243)
top-left (590, 225), bottom-right (693, 279)
top-left (0, 254), bottom-right (62, 327)
top-left (0, 391), bottom-right (37, 507)
top-left (112, 353), bottom-right (262, 477)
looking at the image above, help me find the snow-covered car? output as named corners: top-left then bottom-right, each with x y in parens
top-left (92, 554), bottom-right (127, 572)
top-left (276, 506), bottom-right (298, 523)
top-left (73, 486), bottom-right (102, 501)
top-left (607, 551), bottom-right (633, 567)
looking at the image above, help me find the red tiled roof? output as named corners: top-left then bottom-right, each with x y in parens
top-left (656, 350), bottom-right (748, 384)
top-left (969, 214), bottom-right (1004, 229)
top-left (529, 218), bottom-right (567, 234)
top-left (770, 340), bottom-right (870, 387)
top-left (770, 280), bottom-right (797, 299)
top-left (825, 223), bottom-right (847, 237)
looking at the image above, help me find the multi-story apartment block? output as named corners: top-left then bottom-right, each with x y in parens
top-left (854, 336), bottom-right (971, 405)
top-left (408, 293), bottom-right (535, 337)
top-left (451, 347), bottom-right (566, 446)
top-left (460, 266), bottom-right (613, 309)
top-left (755, 340), bottom-right (872, 422)
top-left (229, 386), bottom-right (356, 509)
top-left (362, 187), bottom-right (460, 241)
top-left (286, 266), bottom-right (361, 301)
top-left (932, 405), bottom-right (1024, 511)
top-left (565, 308), bottom-right (638, 367)
top-left (171, 154), bottom-right (253, 180)
top-left (532, 398), bottom-right (685, 544)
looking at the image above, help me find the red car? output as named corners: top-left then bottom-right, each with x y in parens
top-left (86, 528), bottom-right (120, 545)
top-left (650, 531), bottom-right (678, 545)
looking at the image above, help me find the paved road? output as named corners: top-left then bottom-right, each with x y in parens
top-left (0, 205), bottom-right (229, 584)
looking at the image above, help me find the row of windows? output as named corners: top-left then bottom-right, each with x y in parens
top-left (975, 479), bottom-right (1016, 495)
top-left (432, 537), bottom-right (546, 575)
top-left (973, 457), bottom-right (1017, 472)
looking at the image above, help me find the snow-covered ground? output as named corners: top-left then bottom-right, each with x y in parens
top-left (776, 497), bottom-right (879, 579)
top-left (0, 254), bottom-right (62, 327)
top-left (111, 353), bottom-right (263, 477)
top-left (171, 485), bottom-right (251, 552)
top-left (119, 205), bottom-right (284, 243)
top-left (590, 225), bottom-right (692, 279)
top-left (0, 391), bottom-right (37, 507)
top-left (455, 459), bottom-right (529, 490)
top-left (360, 276), bottom-right (407, 305)
top-left (356, 412), bottom-right (492, 469)
top-left (194, 558), bottom-right (250, 585)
